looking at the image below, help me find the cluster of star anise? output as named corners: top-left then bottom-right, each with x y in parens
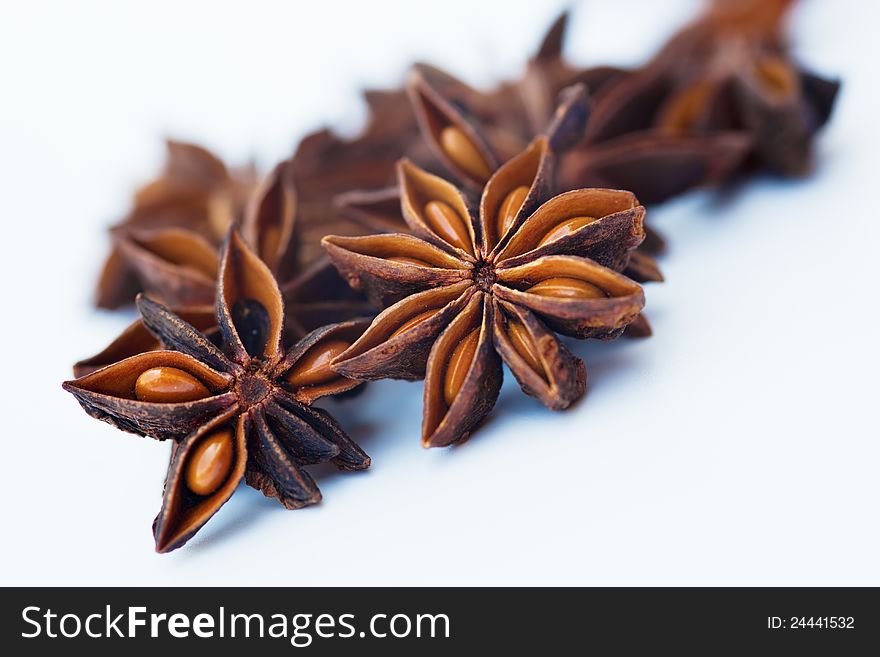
top-left (64, 0), bottom-right (838, 552)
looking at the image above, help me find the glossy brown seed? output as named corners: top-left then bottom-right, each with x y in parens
top-left (527, 277), bottom-right (607, 299)
top-left (536, 216), bottom-right (599, 248)
top-left (388, 255), bottom-right (433, 267)
top-left (439, 126), bottom-right (493, 182)
top-left (390, 309), bottom-right (441, 339)
top-left (443, 329), bottom-right (479, 406)
top-left (286, 340), bottom-right (351, 387)
top-left (134, 367), bottom-right (211, 403)
top-left (424, 200), bottom-right (472, 253)
top-left (497, 185), bottom-right (530, 240)
top-left (506, 319), bottom-right (544, 377)
top-left (184, 429), bottom-right (234, 496)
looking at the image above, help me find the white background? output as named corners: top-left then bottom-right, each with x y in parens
top-left (1, 0), bottom-right (877, 586)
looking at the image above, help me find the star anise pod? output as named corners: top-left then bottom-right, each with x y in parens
top-left (64, 228), bottom-right (370, 552)
top-left (409, 73), bottom-right (668, 273)
top-left (95, 140), bottom-right (370, 329)
top-left (84, 154), bottom-right (371, 361)
top-left (322, 139), bottom-right (645, 447)
top-left (95, 140), bottom-right (258, 309)
top-left (581, 0), bottom-right (839, 178)
top-left (338, 72), bottom-right (662, 296)
top-left (105, 156), bottom-right (293, 308)
top-left (335, 78), bottom-right (658, 342)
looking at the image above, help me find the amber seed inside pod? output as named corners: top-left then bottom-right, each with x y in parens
top-left (134, 367), bottom-right (211, 403)
top-left (390, 309), bottom-right (442, 339)
top-left (286, 340), bottom-right (351, 387)
top-left (496, 186), bottom-right (530, 242)
top-left (424, 200), bottom-right (472, 253)
top-left (527, 277), bottom-right (607, 300)
top-left (506, 318), bottom-right (544, 377)
top-left (185, 430), bottom-right (234, 496)
top-left (443, 329), bottom-right (480, 406)
top-left (388, 255), bottom-right (433, 267)
top-left (536, 216), bottom-right (598, 248)
top-left (439, 126), bottom-right (493, 182)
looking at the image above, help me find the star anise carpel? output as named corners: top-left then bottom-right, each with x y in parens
top-left (74, 156), bottom-right (373, 376)
top-left (64, 227), bottom-right (370, 553)
top-left (106, 157), bottom-right (294, 309)
top-left (95, 140), bottom-right (258, 309)
top-left (322, 138), bottom-right (646, 447)
top-left (94, 140), bottom-right (371, 332)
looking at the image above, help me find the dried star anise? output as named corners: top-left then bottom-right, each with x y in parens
top-left (578, 0), bottom-right (839, 178)
top-left (77, 156), bottom-right (372, 377)
top-left (95, 140), bottom-right (258, 309)
top-left (332, 86), bottom-right (657, 347)
top-left (103, 155), bottom-right (296, 308)
top-left (407, 72), bottom-right (667, 291)
top-left (64, 228), bottom-right (370, 552)
top-left (338, 67), bottom-right (663, 294)
top-left (322, 139), bottom-right (645, 447)
top-left (94, 140), bottom-right (370, 332)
